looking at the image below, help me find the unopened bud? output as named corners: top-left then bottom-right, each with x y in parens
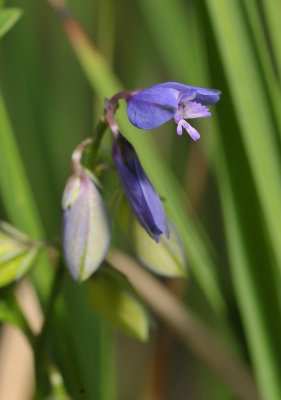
top-left (112, 133), bottom-right (168, 242)
top-left (62, 169), bottom-right (111, 282)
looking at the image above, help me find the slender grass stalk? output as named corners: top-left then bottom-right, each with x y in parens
top-left (242, 0), bottom-right (281, 140)
top-left (204, 0), bottom-right (281, 277)
top-left (107, 250), bottom-right (258, 400)
top-left (0, 91), bottom-right (43, 237)
top-left (85, 116), bottom-right (108, 169)
top-left (260, 0), bottom-right (281, 80)
top-left (0, 90), bottom-right (51, 299)
top-left (213, 139), bottom-right (281, 400)
top-left (34, 259), bottom-right (65, 399)
top-left (135, 3), bottom-right (281, 399)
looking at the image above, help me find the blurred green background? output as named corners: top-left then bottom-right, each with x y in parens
top-left (0, 0), bottom-right (281, 399)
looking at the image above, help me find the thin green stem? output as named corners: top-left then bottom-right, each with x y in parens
top-left (85, 115), bottom-right (109, 169)
top-left (33, 112), bottom-right (109, 397)
top-left (34, 258), bottom-right (65, 398)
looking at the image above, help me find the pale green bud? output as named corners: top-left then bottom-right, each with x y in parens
top-left (62, 169), bottom-right (111, 282)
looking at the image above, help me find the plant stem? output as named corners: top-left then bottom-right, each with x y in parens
top-left (34, 258), bottom-right (65, 398)
top-left (33, 114), bottom-right (109, 397)
top-left (85, 115), bottom-right (109, 169)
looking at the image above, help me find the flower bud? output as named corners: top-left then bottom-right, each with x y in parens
top-left (62, 169), bottom-right (110, 282)
top-left (112, 134), bottom-right (168, 242)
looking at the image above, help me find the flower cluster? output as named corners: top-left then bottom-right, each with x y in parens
top-left (62, 82), bottom-right (221, 281)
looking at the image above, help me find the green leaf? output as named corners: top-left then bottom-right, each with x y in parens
top-left (215, 149), bottom-right (281, 400)
top-left (0, 8), bottom-right (22, 38)
top-left (53, 280), bottom-right (116, 400)
top-left (204, 0), bottom-right (281, 276)
top-left (0, 90), bottom-right (51, 300)
top-left (87, 266), bottom-right (149, 341)
top-left (0, 247), bottom-right (39, 287)
top-left (0, 222), bottom-right (42, 287)
top-left (0, 290), bottom-right (30, 334)
top-left (0, 298), bottom-right (23, 327)
top-left (261, 0), bottom-right (281, 79)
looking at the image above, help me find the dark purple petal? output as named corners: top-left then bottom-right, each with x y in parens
top-left (113, 135), bottom-right (168, 241)
top-left (126, 86), bottom-right (178, 130)
top-left (152, 82), bottom-right (221, 105)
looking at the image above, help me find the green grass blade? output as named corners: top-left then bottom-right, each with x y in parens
top-left (214, 141), bottom-right (281, 400)
top-left (261, 0), bottom-right (281, 79)
top-left (136, 3), bottom-right (281, 398)
top-left (53, 280), bottom-right (115, 400)
top-left (136, 0), bottom-right (206, 83)
top-left (242, 0), bottom-right (281, 141)
top-left (0, 92), bottom-right (41, 236)
top-left (0, 91), bottom-right (51, 298)
top-left (61, 14), bottom-right (122, 97)
top-left (204, 0), bottom-right (281, 277)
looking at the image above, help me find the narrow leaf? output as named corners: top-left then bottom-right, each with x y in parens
top-left (204, 0), bottom-right (281, 276)
top-left (0, 91), bottom-right (51, 299)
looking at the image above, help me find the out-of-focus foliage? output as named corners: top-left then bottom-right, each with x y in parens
top-left (0, 0), bottom-right (280, 399)
top-left (0, 222), bottom-right (41, 286)
top-left (0, 8), bottom-right (22, 37)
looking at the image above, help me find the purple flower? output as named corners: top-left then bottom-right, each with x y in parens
top-left (113, 134), bottom-right (168, 242)
top-left (126, 82), bottom-right (221, 140)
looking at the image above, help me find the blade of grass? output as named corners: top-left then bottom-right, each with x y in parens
top-left (53, 278), bottom-right (115, 400)
top-left (242, 0), bottom-right (281, 141)
top-left (107, 249), bottom-right (259, 400)
top-left (213, 138), bottom-right (281, 400)
top-left (135, 0), bottom-right (206, 83)
top-left (0, 90), bottom-right (51, 299)
top-left (260, 0), bottom-right (281, 80)
top-left (46, 0), bottom-right (226, 315)
top-left (136, 4), bottom-right (281, 399)
top-left (0, 6), bottom-right (115, 399)
top-left (204, 0), bottom-right (281, 277)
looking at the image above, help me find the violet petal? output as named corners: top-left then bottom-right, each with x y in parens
top-left (152, 82), bottom-right (221, 105)
top-left (113, 136), bottom-right (168, 241)
top-left (126, 86), bottom-right (178, 130)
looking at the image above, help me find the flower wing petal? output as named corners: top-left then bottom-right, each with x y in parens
top-left (153, 82), bottom-right (221, 105)
top-left (127, 86), bottom-right (178, 130)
